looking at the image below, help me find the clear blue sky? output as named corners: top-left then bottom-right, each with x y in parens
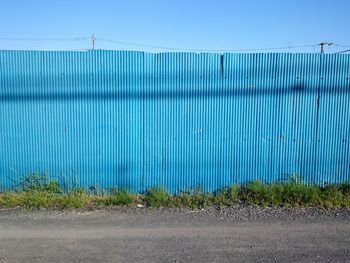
top-left (0, 0), bottom-right (349, 53)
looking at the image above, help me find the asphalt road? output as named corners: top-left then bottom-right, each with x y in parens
top-left (0, 207), bottom-right (350, 262)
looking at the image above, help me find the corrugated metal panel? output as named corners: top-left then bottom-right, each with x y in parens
top-left (0, 50), bottom-right (349, 193)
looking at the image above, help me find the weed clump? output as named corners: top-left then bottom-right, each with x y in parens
top-left (239, 180), bottom-right (350, 208)
top-left (173, 191), bottom-right (213, 209)
top-left (144, 188), bottom-right (169, 208)
top-left (16, 173), bottom-right (61, 193)
top-left (58, 188), bottom-right (90, 208)
top-left (215, 185), bottom-right (240, 206)
top-left (106, 189), bottom-right (134, 206)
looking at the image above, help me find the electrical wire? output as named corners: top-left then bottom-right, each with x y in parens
top-left (335, 49), bottom-right (350, 54)
top-left (334, 44), bottom-right (350, 48)
top-left (99, 37), bottom-right (317, 52)
top-left (0, 37), bottom-right (89, 41)
top-left (1, 35), bottom-right (350, 53)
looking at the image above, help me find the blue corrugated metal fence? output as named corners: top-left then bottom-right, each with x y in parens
top-left (0, 50), bottom-right (349, 193)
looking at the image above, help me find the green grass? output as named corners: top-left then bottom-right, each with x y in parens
top-left (240, 180), bottom-right (350, 208)
top-left (0, 174), bottom-right (350, 209)
top-left (106, 189), bottom-right (134, 206)
top-left (144, 188), bottom-right (170, 208)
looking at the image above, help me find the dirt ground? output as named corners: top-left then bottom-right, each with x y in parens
top-left (0, 207), bottom-right (350, 262)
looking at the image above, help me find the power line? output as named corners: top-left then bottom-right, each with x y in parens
top-left (334, 44), bottom-right (350, 48)
top-left (1, 35), bottom-right (350, 53)
top-left (335, 49), bottom-right (350, 54)
top-left (98, 37), bottom-right (317, 52)
top-left (0, 37), bottom-right (89, 41)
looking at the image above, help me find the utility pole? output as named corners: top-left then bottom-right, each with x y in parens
top-left (319, 41), bottom-right (333, 54)
top-left (91, 33), bottom-right (96, 50)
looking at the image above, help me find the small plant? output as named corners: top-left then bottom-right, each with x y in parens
top-left (107, 189), bottom-right (134, 205)
top-left (58, 188), bottom-right (89, 208)
top-left (241, 180), bottom-right (268, 206)
top-left (189, 189), bottom-right (213, 209)
top-left (214, 185), bottom-right (239, 206)
top-left (321, 185), bottom-right (343, 208)
top-left (174, 187), bottom-right (215, 209)
top-left (21, 190), bottom-right (57, 209)
top-left (16, 172), bottom-right (61, 193)
top-left (0, 192), bottom-right (22, 207)
top-left (340, 183), bottom-right (350, 196)
top-left (144, 188), bottom-right (169, 208)
top-left (340, 183), bottom-right (350, 208)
